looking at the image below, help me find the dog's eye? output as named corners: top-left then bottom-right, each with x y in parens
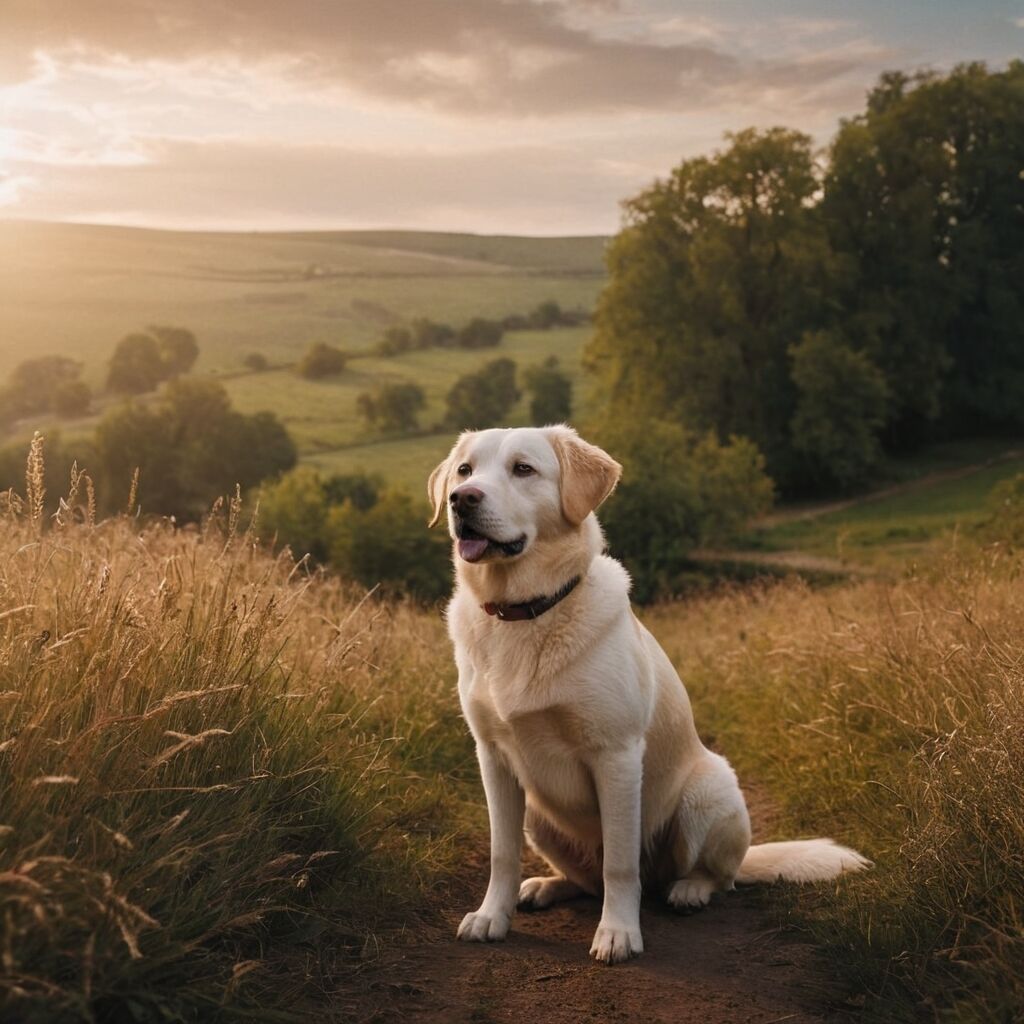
top-left (457, 463), bottom-right (472, 477)
top-left (512, 463), bottom-right (535, 477)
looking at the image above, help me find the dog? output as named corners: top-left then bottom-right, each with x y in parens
top-left (428, 425), bottom-right (869, 964)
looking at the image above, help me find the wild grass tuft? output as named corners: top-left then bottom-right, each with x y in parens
top-left (0, 440), bottom-right (470, 1022)
top-left (646, 550), bottom-right (1024, 1023)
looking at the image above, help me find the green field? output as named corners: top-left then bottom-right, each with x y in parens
top-left (740, 442), bottom-right (1024, 569)
top-left (0, 221), bottom-right (606, 488)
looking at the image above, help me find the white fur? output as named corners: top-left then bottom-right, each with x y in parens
top-left (432, 426), bottom-right (869, 965)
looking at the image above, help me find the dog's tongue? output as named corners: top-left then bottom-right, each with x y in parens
top-left (458, 537), bottom-right (490, 562)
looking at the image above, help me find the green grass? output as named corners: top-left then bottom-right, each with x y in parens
top-left (741, 450), bottom-right (1024, 569)
top-left (0, 222), bottom-right (604, 386)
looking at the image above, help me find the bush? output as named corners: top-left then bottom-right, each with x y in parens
top-left (297, 343), bottom-right (347, 379)
top-left (444, 358), bottom-right (520, 430)
top-left (51, 378), bottom-right (91, 418)
top-left (243, 352), bottom-right (268, 372)
top-left (356, 382), bottom-right (426, 434)
top-left (326, 488), bottom-right (450, 601)
top-left (374, 326), bottom-right (413, 357)
top-left (5, 356), bottom-right (83, 419)
top-left (527, 300), bottom-right (565, 329)
top-left (456, 318), bottom-right (504, 349)
top-left (523, 356), bottom-right (572, 425)
top-left (94, 378), bottom-right (296, 519)
top-left (107, 333), bottom-right (166, 394)
top-left (150, 325), bottom-right (199, 377)
top-left (598, 422), bottom-right (773, 601)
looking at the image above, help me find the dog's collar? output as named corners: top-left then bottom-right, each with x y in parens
top-left (482, 575), bottom-right (582, 622)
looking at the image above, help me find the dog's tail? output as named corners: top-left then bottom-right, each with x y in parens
top-left (735, 839), bottom-right (871, 885)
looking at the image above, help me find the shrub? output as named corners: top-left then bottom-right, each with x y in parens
top-left (523, 356), bottom-right (571, 425)
top-left (243, 352), bottom-right (268, 372)
top-left (598, 421), bottom-right (773, 601)
top-left (51, 378), bottom-right (92, 418)
top-left (297, 342), bottom-right (347, 379)
top-left (983, 472), bottom-right (1024, 546)
top-left (5, 356), bottom-right (83, 418)
top-left (107, 333), bottom-right (165, 394)
top-left (374, 326), bottom-right (413, 356)
top-left (527, 299), bottom-right (565, 329)
top-left (444, 358), bottom-right (520, 430)
top-left (356, 382), bottom-right (426, 434)
top-left (456, 318), bottom-right (504, 349)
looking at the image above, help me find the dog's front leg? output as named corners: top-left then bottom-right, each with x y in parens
top-left (457, 741), bottom-right (525, 943)
top-left (589, 742), bottom-right (644, 964)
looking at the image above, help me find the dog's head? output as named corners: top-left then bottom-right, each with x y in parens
top-left (427, 425), bottom-right (621, 564)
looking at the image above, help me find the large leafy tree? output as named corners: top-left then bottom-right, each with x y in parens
top-left (587, 128), bottom-right (834, 491)
top-left (824, 62), bottom-right (1024, 442)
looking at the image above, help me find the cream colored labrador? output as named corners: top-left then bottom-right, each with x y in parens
top-left (429, 425), bottom-right (868, 965)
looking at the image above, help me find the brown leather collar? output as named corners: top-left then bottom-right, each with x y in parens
top-left (482, 575), bottom-right (582, 622)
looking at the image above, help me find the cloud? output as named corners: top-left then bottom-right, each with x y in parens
top-left (0, 0), bottom-right (877, 117)
top-left (3, 135), bottom-right (645, 233)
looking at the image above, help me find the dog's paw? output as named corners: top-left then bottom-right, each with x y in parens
top-left (457, 908), bottom-right (511, 942)
top-left (518, 876), bottom-right (581, 910)
top-left (667, 876), bottom-right (715, 911)
top-left (589, 921), bottom-right (643, 964)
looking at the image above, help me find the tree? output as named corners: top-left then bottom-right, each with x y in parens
top-left (375, 326), bottom-right (413, 356)
top-left (107, 333), bottom-right (165, 394)
top-left (444, 358), bottom-right (520, 430)
top-left (587, 128), bottom-right (833, 493)
top-left (94, 378), bottom-right (295, 519)
top-left (258, 468), bottom-right (332, 562)
top-left (52, 379), bottom-right (92, 418)
top-left (598, 422), bottom-right (773, 601)
top-left (356, 382), bottom-right (426, 434)
top-left (523, 357), bottom-right (572, 425)
top-left (527, 300), bottom-right (565, 329)
top-left (789, 331), bottom-right (890, 491)
top-left (244, 353), bottom-right (268, 372)
top-left (457, 318), bottom-right (504, 349)
top-left (824, 62), bottom-right (1024, 441)
top-left (6, 356), bottom-right (82, 418)
top-left (150, 326), bottom-right (199, 377)
top-left (410, 318), bottom-right (455, 349)
top-left (297, 343), bottom-right (347, 379)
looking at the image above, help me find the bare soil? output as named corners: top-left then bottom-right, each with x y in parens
top-left (344, 793), bottom-right (859, 1024)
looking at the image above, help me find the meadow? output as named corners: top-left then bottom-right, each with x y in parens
top-left (0, 221), bottom-right (604, 493)
top-left (2, 445), bottom-right (1022, 1023)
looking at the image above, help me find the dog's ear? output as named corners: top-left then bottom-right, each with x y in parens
top-left (427, 451), bottom-right (453, 528)
top-left (547, 426), bottom-right (622, 527)
top-left (427, 436), bottom-right (470, 528)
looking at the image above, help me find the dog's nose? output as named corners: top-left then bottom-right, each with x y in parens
top-left (450, 485), bottom-right (484, 515)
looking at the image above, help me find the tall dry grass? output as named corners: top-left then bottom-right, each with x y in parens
top-left (646, 548), bottom-right (1024, 1023)
top-left (0, 444), bottom-right (469, 1022)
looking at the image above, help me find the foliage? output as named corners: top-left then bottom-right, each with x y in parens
top-left (150, 325), bottom-right (200, 377)
top-left (824, 61), bottom-right (1024, 441)
top-left (356, 382), bottom-right (426, 434)
top-left (243, 352), bottom-right (268, 372)
top-left (598, 421), bottom-right (773, 601)
top-left (297, 342), bottom-right (347, 379)
top-left (258, 470), bottom-right (446, 601)
top-left (982, 472), bottom-right (1024, 546)
top-left (456, 317), bottom-right (504, 349)
top-left (789, 330), bottom-right (889, 491)
top-left (327, 488), bottom-right (451, 601)
top-left (444, 357), bottom-right (520, 431)
top-left (523, 356), bottom-right (572, 425)
top-left (0, 477), bottom-right (468, 1022)
top-left (649, 550), bottom-right (1024, 1022)
top-left (93, 378), bottom-right (296, 519)
top-left (587, 128), bottom-right (831, 493)
top-left (2, 356), bottom-right (84, 420)
top-left (51, 378), bottom-right (92, 418)
top-left (106, 332), bottom-right (167, 394)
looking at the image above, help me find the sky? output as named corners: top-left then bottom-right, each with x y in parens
top-left (0, 0), bottom-right (1021, 235)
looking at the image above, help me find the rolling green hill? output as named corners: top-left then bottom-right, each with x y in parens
top-left (0, 220), bottom-right (607, 491)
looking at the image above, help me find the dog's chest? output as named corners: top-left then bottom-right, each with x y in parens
top-left (462, 666), bottom-right (600, 817)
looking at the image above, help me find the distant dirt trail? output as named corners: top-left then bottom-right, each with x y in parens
top-left (347, 792), bottom-right (856, 1024)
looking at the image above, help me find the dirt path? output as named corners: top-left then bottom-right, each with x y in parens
top-left (346, 794), bottom-right (856, 1024)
